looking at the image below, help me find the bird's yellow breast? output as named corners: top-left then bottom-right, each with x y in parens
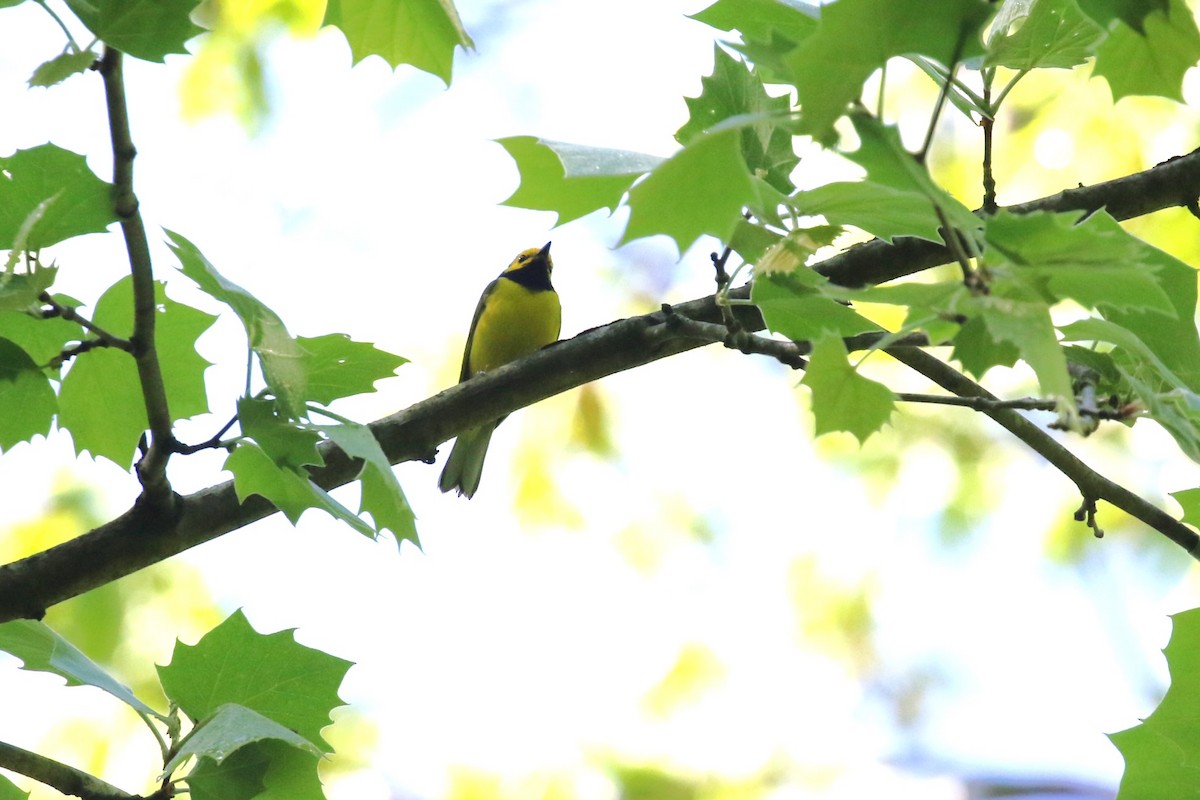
top-left (467, 277), bottom-right (561, 376)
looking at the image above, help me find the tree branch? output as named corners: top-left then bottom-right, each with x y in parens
top-left (1, 152), bottom-right (1198, 621)
top-left (0, 739), bottom-right (140, 800)
top-left (99, 47), bottom-right (175, 509)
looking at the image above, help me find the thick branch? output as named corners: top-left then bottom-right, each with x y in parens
top-left (1, 153), bottom-right (1197, 621)
top-left (99, 47), bottom-right (175, 507)
top-left (0, 739), bottom-right (136, 800)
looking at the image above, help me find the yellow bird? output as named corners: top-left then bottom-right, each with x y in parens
top-left (439, 242), bottom-right (561, 498)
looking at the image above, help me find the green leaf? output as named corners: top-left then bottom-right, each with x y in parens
top-left (324, 0), bottom-right (473, 84)
top-left (497, 137), bottom-right (662, 225)
top-left (297, 333), bottom-right (407, 406)
top-left (58, 277), bottom-right (216, 466)
top-left (1077, 0), bottom-right (1169, 33)
top-left (157, 609), bottom-right (352, 751)
top-left (800, 334), bottom-right (894, 442)
top-left (63, 0), bottom-right (203, 63)
top-left (0, 774), bottom-right (29, 800)
top-left (0, 266), bottom-right (57, 314)
top-left (836, 115), bottom-right (982, 245)
top-left (1171, 487), bottom-right (1200, 529)
top-left (753, 271), bottom-right (880, 340)
top-left (972, 290), bottom-right (1076, 413)
top-left (29, 49), bottom-right (97, 87)
top-left (786, 0), bottom-right (993, 138)
top-left (187, 740), bottom-right (323, 800)
top-left (0, 338), bottom-right (56, 451)
top-left (0, 144), bottom-right (117, 249)
top-left (952, 315), bottom-right (1020, 378)
top-left (238, 397), bottom-right (324, 471)
top-left (1092, 0), bottom-right (1200, 101)
top-left (163, 703), bottom-right (322, 779)
top-left (320, 421), bottom-right (419, 547)
top-left (795, 181), bottom-right (949, 243)
top-left (984, 210), bottom-right (1175, 315)
top-left (168, 230), bottom-right (307, 418)
top-left (0, 619), bottom-right (160, 717)
top-left (691, 0), bottom-right (819, 43)
top-left (622, 127), bottom-right (756, 253)
top-left (0, 308), bottom-right (79, 369)
top-left (225, 442), bottom-right (375, 537)
top-left (985, 0), bottom-right (1107, 70)
top-left (1111, 607), bottom-right (1200, 798)
top-left (677, 46), bottom-right (799, 193)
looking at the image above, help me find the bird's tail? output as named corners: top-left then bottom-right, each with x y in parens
top-left (437, 423), bottom-right (498, 499)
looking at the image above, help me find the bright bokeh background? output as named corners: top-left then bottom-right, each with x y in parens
top-left (1, 1), bottom-right (1200, 798)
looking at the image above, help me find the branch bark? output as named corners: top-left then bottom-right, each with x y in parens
top-left (0, 739), bottom-right (140, 800)
top-left (0, 151), bottom-right (1197, 622)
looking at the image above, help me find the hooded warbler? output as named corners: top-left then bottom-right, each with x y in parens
top-left (438, 242), bottom-right (561, 498)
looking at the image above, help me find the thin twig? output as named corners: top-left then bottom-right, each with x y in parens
top-left (886, 346), bottom-right (1200, 557)
top-left (40, 292), bottom-right (132, 352)
top-left (981, 69), bottom-right (998, 214)
top-left (917, 27), bottom-right (968, 163)
top-left (99, 47), bottom-right (176, 507)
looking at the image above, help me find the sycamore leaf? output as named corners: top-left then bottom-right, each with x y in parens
top-left (497, 137), bottom-right (662, 225)
top-left (677, 46), bottom-right (799, 193)
top-left (972, 290), bottom-right (1076, 415)
top-left (323, 0), bottom-right (473, 84)
top-left (1077, 0), bottom-right (1169, 33)
top-left (786, 0), bottom-right (993, 138)
top-left (753, 271), bottom-right (880, 340)
top-left (795, 181), bottom-right (950, 243)
top-left (622, 126), bottom-right (756, 253)
top-left (162, 703), bottom-right (321, 779)
top-left (1092, 0), bottom-right (1200, 101)
top-left (63, 0), bottom-right (203, 63)
top-left (985, 0), bottom-right (1107, 70)
top-left (1171, 487), bottom-right (1200, 529)
top-left (801, 334), bottom-right (894, 442)
top-left (186, 740), bottom-right (322, 800)
top-left (28, 49), bottom-right (97, 87)
top-left (0, 338), bottom-right (55, 451)
top-left (0, 774), bottom-right (28, 800)
top-left (952, 316), bottom-right (1020, 378)
top-left (0, 619), bottom-right (160, 717)
top-left (0, 144), bottom-right (117, 249)
top-left (158, 609), bottom-right (352, 752)
top-left (691, 0), bottom-right (819, 44)
top-left (320, 421), bottom-right (419, 547)
top-left (238, 397), bottom-right (324, 471)
top-left (0, 267), bottom-right (57, 314)
top-left (225, 442), bottom-right (375, 537)
top-left (984, 210), bottom-right (1175, 315)
top-left (168, 230), bottom-right (308, 418)
top-left (1111, 607), bottom-right (1200, 798)
top-left (297, 333), bottom-right (407, 406)
top-left (0, 306), bottom-right (81, 366)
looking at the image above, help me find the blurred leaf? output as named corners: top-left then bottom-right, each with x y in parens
top-left (1092, 0), bottom-right (1200, 101)
top-left (0, 144), bottom-right (116, 249)
top-left (1111, 607), bottom-right (1200, 798)
top-left (224, 442), bottom-right (375, 537)
top-left (238, 397), bottom-right (324, 471)
top-left (163, 703), bottom-right (321, 778)
top-left (0, 338), bottom-right (55, 450)
top-left (643, 643), bottom-right (725, 717)
top-left (570, 383), bottom-right (616, 456)
top-left (952, 315), bottom-right (1020, 378)
top-left (320, 421), bottom-right (419, 547)
top-left (801, 334), bottom-right (894, 442)
top-left (753, 270), bottom-right (880, 340)
top-left (622, 127), bottom-right (756, 253)
top-left (691, 0), bottom-right (819, 43)
top-left (0, 267), bottom-right (57, 314)
top-left (986, 0), bottom-right (1106, 70)
top-left (0, 775), bottom-right (28, 800)
top-left (168, 229), bottom-right (307, 418)
top-left (28, 49), bottom-right (97, 87)
top-left (0, 619), bottom-right (159, 717)
top-left (677, 46), bottom-right (798, 192)
top-left (63, 0), bottom-right (203, 63)
top-left (158, 609), bottom-right (352, 751)
top-left (611, 765), bottom-right (700, 800)
top-left (984, 210), bottom-right (1175, 315)
top-left (297, 333), bottom-right (406, 406)
top-left (1171, 486), bottom-right (1200, 528)
top-left (1077, 0), bottom-right (1170, 33)
top-left (498, 137), bottom-right (662, 225)
top-left (786, 0), bottom-right (993, 138)
top-left (324, 0), bottom-right (473, 84)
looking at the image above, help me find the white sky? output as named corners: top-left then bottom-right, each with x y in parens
top-left (1, 1), bottom-right (1199, 799)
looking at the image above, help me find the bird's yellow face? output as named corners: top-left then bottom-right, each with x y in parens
top-left (504, 244), bottom-right (554, 277)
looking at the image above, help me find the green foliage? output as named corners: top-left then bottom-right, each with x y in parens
top-left (0, 145), bottom-right (117, 250)
top-left (1111, 608), bottom-right (1200, 798)
top-left (323, 0), bottom-right (474, 83)
top-left (0, 338), bottom-right (55, 450)
top-left (986, 0), bottom-right (1107, 71)
top-left (800, 335), bottom-right (894, 442)
top-left (1092, 0), bottom-right (1200, 100)
top-left (0, 775), bottom-right (28, 800)
top-left (63, 0), bottom-right (203, 62)
top-left (28, 49), bottom-right (96, 87)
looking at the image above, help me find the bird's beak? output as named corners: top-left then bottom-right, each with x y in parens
top-left (539, 242), bottom-right (552, 258)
